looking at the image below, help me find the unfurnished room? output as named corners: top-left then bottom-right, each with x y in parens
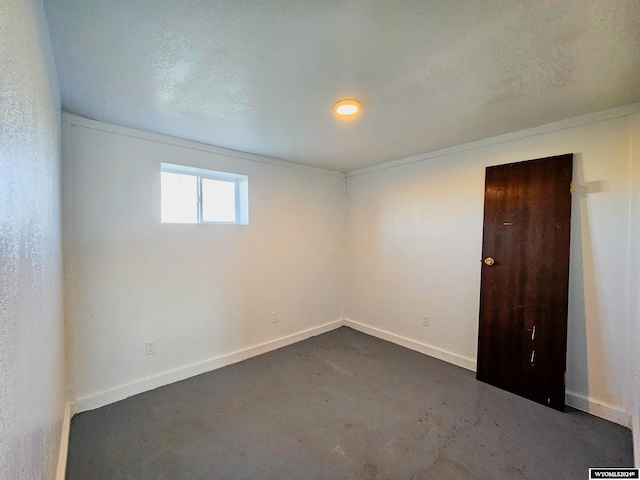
top-left (1, 1), bottom-right (640, 479)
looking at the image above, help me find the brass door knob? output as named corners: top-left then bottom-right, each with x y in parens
top-left (484, 257), bottom-right (495, 266)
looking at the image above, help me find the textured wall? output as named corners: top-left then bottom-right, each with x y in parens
top-left (0, 0), bottom-right (64, 479)
top-left (63, 115), bottom-right (344, 410)
top-left (345, 113), bottom-right (636, 422)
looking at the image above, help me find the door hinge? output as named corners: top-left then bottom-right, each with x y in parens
top-left (570, 181), bottom-right (574, 195)
top-left (564, 372), bottom-right (567, 386)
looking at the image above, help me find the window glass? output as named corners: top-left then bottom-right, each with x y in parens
top-left (161, 171), bottom-right (198, 223)
top-left (160, 162), bottom-right (248, 225)
top-left (202, 178), bottom-right (236, 223)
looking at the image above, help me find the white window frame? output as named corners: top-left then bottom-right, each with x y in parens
top-left (161, 162), bottom-right (249, 225)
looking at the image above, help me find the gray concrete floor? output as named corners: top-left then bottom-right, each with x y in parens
top-left (67, 327), bottom-right (633, 479)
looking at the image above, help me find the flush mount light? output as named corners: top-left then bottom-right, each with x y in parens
top-left (334, 99), bottom-right (361, 116)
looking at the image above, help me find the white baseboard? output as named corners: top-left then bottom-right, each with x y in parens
top-left (344, 319), bottom-right (634, 428)
top-left (56, 402), bottom-right (71, 480)
top-left (632, 414), bottom-right (639, 467)
top-left (72, 320), bottom-right (343, 414)
top-left (344, 318), bottom-right (476, 371)
top-left (564, 391), bottom-right (632, 427)
top-left (68, 318), bottom-right (634, 437)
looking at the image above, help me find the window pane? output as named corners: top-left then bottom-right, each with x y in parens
top-left (202, 178), bottom-right (236, 222)
top-left (161, 171), bottom-right (198, 223)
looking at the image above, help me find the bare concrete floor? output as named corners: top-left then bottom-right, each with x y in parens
top-left (67, 327), bottom-right (633, 479)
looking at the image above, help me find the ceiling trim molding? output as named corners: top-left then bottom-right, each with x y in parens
top-left (61, 112), bottom-right (346, 178)
top-left (346, 102), bottom-right (640, 177)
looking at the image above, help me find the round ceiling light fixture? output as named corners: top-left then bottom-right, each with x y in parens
top-left (334, 99), bottom-right (361, 116)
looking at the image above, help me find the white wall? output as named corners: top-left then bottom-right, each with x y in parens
top-left (63, 115), bottom-right (345, 411)
top-left (345, 109), bottom-right (640, 425)
top-left (0, 1), bottom-right (65, 479)
top-left (630, 113), bottom-right (640, 464)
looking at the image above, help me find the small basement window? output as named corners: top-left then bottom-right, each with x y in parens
top-left (161, 163), bottom-right (248, 224)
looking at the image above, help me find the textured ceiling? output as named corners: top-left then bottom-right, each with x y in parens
top-left (44, 0), bottom-right (640, 172)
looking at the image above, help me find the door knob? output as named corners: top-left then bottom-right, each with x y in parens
top-left (484, 257), bottom-right (495, 266)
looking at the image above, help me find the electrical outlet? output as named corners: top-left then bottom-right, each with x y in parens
top-left (421, 314), bottom-right (429, 327)
top-left (145, 341), bottom-right (156, 356)
top-left (272, 311), bottom-right (279, 323)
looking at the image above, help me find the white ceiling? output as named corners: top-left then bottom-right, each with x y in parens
top-left (44, 0), bottom-right (640, 172)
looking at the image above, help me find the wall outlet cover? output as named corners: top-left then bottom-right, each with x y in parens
top-left (145, 341), bottom-right (156, 355)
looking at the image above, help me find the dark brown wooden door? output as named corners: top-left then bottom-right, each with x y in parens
top-left (476, 154), bottom-right (573, 411)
